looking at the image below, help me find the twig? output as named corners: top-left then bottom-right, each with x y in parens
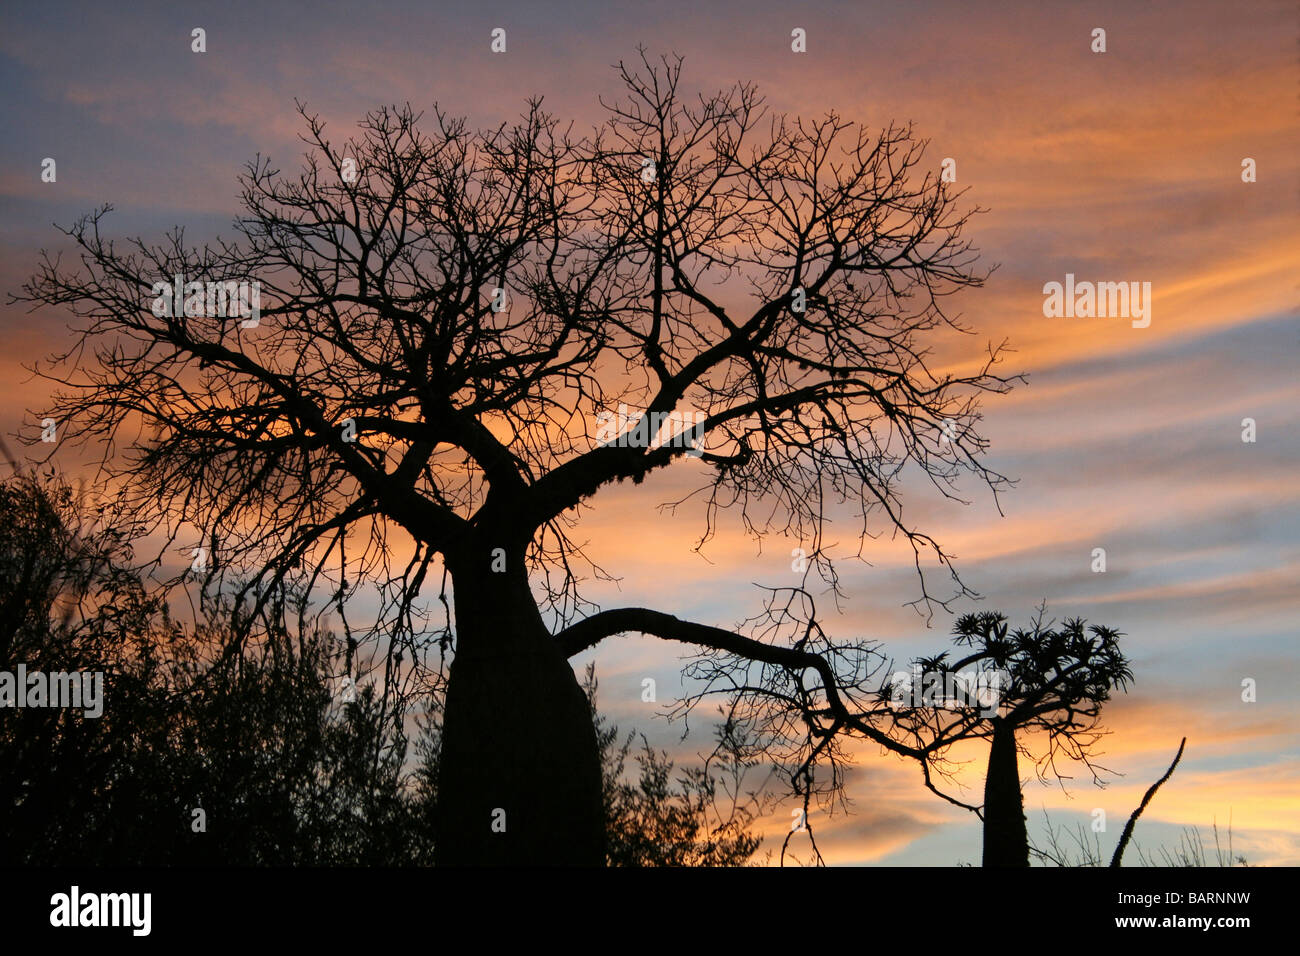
top-left (1110, 737), bottom-right (1186, 867)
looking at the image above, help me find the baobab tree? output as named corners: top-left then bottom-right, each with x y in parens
top-left (16, 51), bottom-right (1021, 864)
top-left (871, 610), bottom-right (1134, 866)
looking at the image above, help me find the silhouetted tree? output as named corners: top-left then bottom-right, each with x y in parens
top-left (876, 609), bottom-right (1134, 866)
top-left (0, 472), bottom-right (426, 865)
top-left (15, 50), bottom-right (1019, 863)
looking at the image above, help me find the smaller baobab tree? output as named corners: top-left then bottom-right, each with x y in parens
top-left (878, 609), bottom-right (1134, 866)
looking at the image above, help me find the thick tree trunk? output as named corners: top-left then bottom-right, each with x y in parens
top-left (982, 717), bottom-right (1029, 867)
top-left (434, 545), bottom-right (605, 865)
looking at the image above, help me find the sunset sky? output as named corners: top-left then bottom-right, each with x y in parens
top-left (2, 0), bottom-right (1297, 865)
